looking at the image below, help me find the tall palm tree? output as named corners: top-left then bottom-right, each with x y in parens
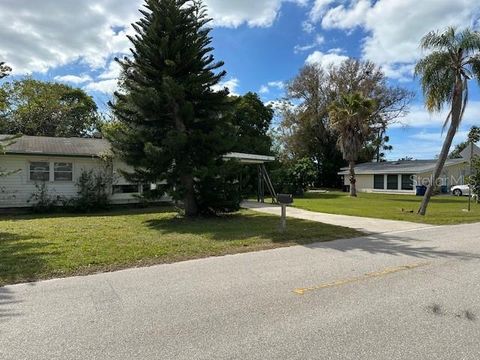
top-left (328, 92), bottom-right (376, 197)
top-left (416, 27), bottom-right (480, 215)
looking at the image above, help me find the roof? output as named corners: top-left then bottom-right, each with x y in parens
top-left (0, 135), bottom-right (110, 157)
top-left (223, 152), bottom-right (275, 164)
top-left (0, 135), bottom-right (275, 163)
top-left (338, 158), bottom-right (467, 175)
top-left (460, 143), bottom-right (480, 160)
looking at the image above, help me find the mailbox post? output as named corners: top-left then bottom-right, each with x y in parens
top-left (277, 194), bottom-right (293, 231)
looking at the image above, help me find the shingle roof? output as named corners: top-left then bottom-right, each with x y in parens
top-left (0, 135), bottom-right (275, 163)
top-left (338, 158), bottom-right (467, 175)
top-left (0, 135), bottom-right (110, 157)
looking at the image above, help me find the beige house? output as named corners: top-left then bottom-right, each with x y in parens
top-left (338, 145), bottom-right (479, 194)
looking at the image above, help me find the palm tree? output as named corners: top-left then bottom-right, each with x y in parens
top-left (416, 27), bottom-right (480, 215)
top-left (328, 92), bottom-right (376, 197)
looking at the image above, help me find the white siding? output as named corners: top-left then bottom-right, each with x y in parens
top-left (0, 154), bottom-right (156, 208)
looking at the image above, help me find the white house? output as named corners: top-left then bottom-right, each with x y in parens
top-left (0, 135), bottom-right (275, 208)
top-left (338, 144), bottom-right (479, 194)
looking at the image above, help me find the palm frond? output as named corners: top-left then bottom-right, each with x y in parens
top-left (458, 28), bottom-right (480, 52)
top-left (415, 51), bottom-right (455, 112)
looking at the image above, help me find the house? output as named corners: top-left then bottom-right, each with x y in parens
top-left (0, 135), bottom-right (275, 208)
top-left (338, 144), bottom-right (480, 194)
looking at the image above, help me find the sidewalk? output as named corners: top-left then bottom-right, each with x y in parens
top-left (242, 201), bottom-right (436, 234)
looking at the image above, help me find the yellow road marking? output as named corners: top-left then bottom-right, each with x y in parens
top-left (293, 262), bottom-right (430, 295)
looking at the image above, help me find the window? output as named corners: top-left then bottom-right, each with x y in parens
top-left (54, 162), bottom-right (73, 181)
top-left (30, 162), bottom-right (50, 181)
top-left (374, 174), bottom-right (384, 189)
top-left (401, 174), bottom-right (414, 190)
top-left (113, 184), bottom-right (140, 194)
top-left (387, 174), bottom-right (398, 190)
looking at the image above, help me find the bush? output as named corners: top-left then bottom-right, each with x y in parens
top-left (70, 169), bottom-right (112, 212)
top-left (27, 182), bottom-right (59, 213)
top-left (271, 158), bottom-right (317, 196)
top-left (195, 161), bottom-right (243, 215)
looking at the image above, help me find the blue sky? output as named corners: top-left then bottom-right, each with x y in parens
top-left (1, 0), bottom-right (480, 160)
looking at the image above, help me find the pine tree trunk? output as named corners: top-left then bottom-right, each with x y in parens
top-left (173, 103), bottom-right (199, 217)
top-left (418, 79), bottom-right (463, 216)
top-left (349, 160), bottom-right (357, 197)
top-left (181, 174), bottom-right (198, 217)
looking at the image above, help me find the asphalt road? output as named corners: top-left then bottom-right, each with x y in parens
top-left (2, 222), bottom-right (480, 359)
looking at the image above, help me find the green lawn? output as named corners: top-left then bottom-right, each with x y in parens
top-left (0, 207), bottom-right (361, 286)
top-left (294, 191), bottom-right (480, 225)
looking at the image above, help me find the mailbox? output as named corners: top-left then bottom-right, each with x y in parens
top-left (277, 194), bottom-right (293, 205)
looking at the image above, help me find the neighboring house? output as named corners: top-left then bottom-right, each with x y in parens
top-left (0, 135), bottom-right (275, 208)
top-left (338, 145), bottom-right (480, 194)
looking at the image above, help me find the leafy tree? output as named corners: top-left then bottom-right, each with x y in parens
top-left (0, 79), bottom-right (99, 137)
top-left (449, 141), bottom-right (468, 159)
top-left (416, 27), bottom-right (480, 215)
top-left (278, 59), bottom-right (411, 187)
top-left (230, 92), bottom-right (273, 155)
top-left (328, 92), bottom-right (377, 197)
top-left (271, 157), bottom-right (317, 196)
top-left (108, 0), bottom-right (236, 217)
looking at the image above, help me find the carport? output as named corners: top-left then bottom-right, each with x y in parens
top-left (223, 152), bottom-right (277, 203)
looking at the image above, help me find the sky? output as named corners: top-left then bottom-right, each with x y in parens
top-left (0, 0), bottom-right (479, 160)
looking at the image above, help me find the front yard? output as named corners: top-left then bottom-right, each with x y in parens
top-left (0, 207), bottom-right (362, 286)
top-left (294, 191), bottom-right (480, 225)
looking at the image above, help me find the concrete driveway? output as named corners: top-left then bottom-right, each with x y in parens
top-left (243, 201), bottom-right (432, 234)
top-left (1, 222), bottom-right (480, 359)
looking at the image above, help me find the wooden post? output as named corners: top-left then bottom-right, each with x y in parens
top-left (280, 204), bottom-right (287, 232)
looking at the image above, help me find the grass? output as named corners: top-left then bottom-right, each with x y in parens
top-left (293, 191), bottom-right (480, 225)
top-left (0, 207), bottom-right (362, 286)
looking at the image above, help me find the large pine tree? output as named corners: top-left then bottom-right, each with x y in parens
top-left (109, 0), bottom-right (237, 216)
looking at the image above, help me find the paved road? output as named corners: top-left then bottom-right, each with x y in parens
top-left (2, 223), bottom-right (480, 359)
top-left (243, 201), bottom-right (431, 234)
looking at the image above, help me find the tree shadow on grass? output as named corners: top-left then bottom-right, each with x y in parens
top-left (0, 232), bottom-right (55, 286)
top-left (0, 206), bottom-right (174, 222)
top-left (307, 231), bottom-right (480, 261)
top-left (144, 212), bottom-right (362, 245)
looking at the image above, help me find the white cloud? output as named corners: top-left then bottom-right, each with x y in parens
top-left (0, 0), bottom-right (140, 74)
top-left (212, 78), bottom-right (240, 96)
top-left (305, 50), bottom-right (349, 69)
top-left (267, 81), bottom-right (285, 90)
top-left (259, 85), bottom-right (270, 94)
top-left (309, 0), bottom-right (336, 22)
top-left (321, 0), bottom-right (370, 30)
top-left (392, 101), bottom-right (480, 129)
top-left (294, 34), bottom-right (325, 53)
top-left (54, 74), bottom-right (92, 84)
top-left (302, 21), bottom-right (316, 33)
top-left (84, 79), bottom-right (118, 94)
top-left (205, 0), bottom-right (308, 28)
top-left (310, 0), bottom-right (480, 79)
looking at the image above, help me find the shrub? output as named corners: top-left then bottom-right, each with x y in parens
top-left (27, 182), bottom-right (59, 213)
top-left (271, 158), bottom-right (317, 196)
top-left (71, 169), bottom-right (112, 212)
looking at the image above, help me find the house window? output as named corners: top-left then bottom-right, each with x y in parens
top-left (374, 174), bottom-right (384, 189)
top-left (30, 162), bottom-right (50, 181)
top-left (112, 184), bottom-right (140, 194)
top-left (387, 174), bottom-right (398, 190)
top-left (54, 162), bottom-right (73, 181)
top-left (401, 174), bottom-right (414, 190)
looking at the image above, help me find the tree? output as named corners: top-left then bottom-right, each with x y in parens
top-left (0, 134), bottom-right (20, 177)
top-left (278, 59), bottom-right (412, 187)
top-left (108, 0), bottom-right (236, 217)
top-left (416, 27), bottom-right (480, 215)
top-left (449, 141), bottom-right (468, 159)
top-left (230, 92), bottom-right (273, 155)
top-left (328, 92), bottom-right (377, 197)
top-left (0, 79), bottom-right (99, 137)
